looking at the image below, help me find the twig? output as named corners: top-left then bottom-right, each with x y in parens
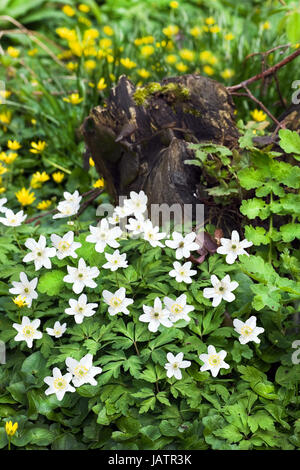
top-left (243, 85), bottom-right (283, 128)
top-left (76, 189), bottom-right (103, 216)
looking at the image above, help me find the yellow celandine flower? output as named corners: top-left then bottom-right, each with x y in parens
top-left (37, 200), bottom-right (52, 210)
top-left (166, 54), bottom-right (177, 64)
top-left (210, 25), bottom-right (221, 34)
top-left (30, 141), bottom-right (46, 154)
top-left (28, 48), bottom-right (38, 56)
top-left (7, 46), bottom-right (20, 58)
top-left (0, 163), bottom-right (8, 175)
top-left (106, 54), bottom-right (114, 64)
top-left (12, 296), bottom-right (28, 308)
top-left (7, 140), bottom-right (21, 150)
top-left (15, 187), bottom-right (36, 206)
top-left (224, 33), bottom-right (235, 41)
top-left (78, 16), bottom-right (92, 27)
top-left (262, 21), bottom-right (270, 30)
top-left (176, 62), bottom-right (188, 73)
top-left (97, 78), bottom-right (107, 91)
top-left (221, 69), bottom-right (235, 79)
top-left (78, 3), bottom-right (90, 12)
top-left (103, 25), bottom-right (114, 36)
top-left (89, 158), bottom-right (95, 167)
top-left (0, 188), bottom-right (5, 194)
top-left (99, 38), bottom-right (112, 49)
top-left (138, 68), bottom-right (151, 79)
top-left (169, 1), bottom-right (179, 8)
top-left (204, 65), bottom-right (215, 75)
top-left (0, 90), bottom-right (11, 103)
top-left (52, 171), bottom-right (65, 183)
top-left (66, 62), bottom-right (78, 71)
top-left (93, 178), bottom-right (105, 188)
top-left (135, 36), bottom-right (154, 46)
top-left (163, 25), bottom-right (179, 37)
top-left (120, 58), bottom-right (136, 69)
top-left (1, 152), bottom-right (18, 165)
top-left (56, 27), bottom-right (77, 41)
top-left (63, 93), bottom-right (83, 105)
top-left (84, 59), bottom-right (96, 71)
top-left (5, 421), bottom-right (18, 437)
top-left (205, 17), bottom-right (215, 25)
top-left (250, 109), bottom-right (267, 122)
top-left (110, 73), bottom-right (116, 82)
top-left (84, 29), bottom-right (99, 41)
top-left (0, 111), bottom-right (12, 125)
top-left (31, 119), bottom-right (37, 125)
top-left (62, 5), bottom-right (75, 16)
top-left (190, 26), bottom-right (202, 37)
top-left (179, 49), bottom-right (195, 62)
top-left (141, 45), bottom-right (155, 57)
top-left (30, 171), bottom-right (50, 188)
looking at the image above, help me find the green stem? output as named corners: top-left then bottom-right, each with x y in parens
top-left (13, 227), bottom-right (22, 250)
top-left (115, 270), bottom-right (119, 288)
top-left (268, 191), bottom-right (273, 264)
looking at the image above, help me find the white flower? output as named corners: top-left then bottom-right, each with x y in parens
top-left (23, 235), bottom-right (56, 271)
top-left (13, 316), bottom-right (42, 348)
top-left (163, 294), bottom-right (194, 323)
top-left (114, 204), bottom-right (132, 219)
top-left (51, 231), bottom-right (82, 259)
top-left (108, 212), bottom-right (120, 225)
top-left (65, 294), bottom-right (98, 324)
top-left (233, 316), bottom-right (264, 344)
top-left (102, 287), bottom-right (133, 316)
top-left (53, 200), bottom-right (80, 219)
top-left (125, 216), bottom-right (145, 235)
top-left (164, 352), bottom-right (191, 379)
top-left (203, 274), bottom-right (239, 307)
top-left (139, 297), bottom-right (173, 332)
top-left (0, 197), bottom-right (7, 213)
top-left (44, 368), bottom-right (75, 401)
top-left (63, 190), bottom-right (82, 205)
top-left (217, 230), bottom-right (253, 264)
top-left (102, 249), bottom-right (128, 271)
top-left (0, 208), bottom-right (27, 226)
top-left (169, 261), bottom-right (197, 284)
top-left (66, 353), bottom-right (102, 387)
top-left (199, 345), bottom-right (230, 377)
top-left (86, 219), bottom-right (122, 253)
top-left (9, 272), bottom-right (38, 308)
top-left (143, 220), bottom-right (166, 247)
top-left (165, 231), bottom-right (199, 260)
top-left (124, 190), bottom-right (148, 217)
top-left (46, 321), bottom-right (67, 338)
top-left (63, 258), bottom-right (99, 294)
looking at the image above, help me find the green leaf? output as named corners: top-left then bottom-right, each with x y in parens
top-left (37, 270), bottom-right (65, 296)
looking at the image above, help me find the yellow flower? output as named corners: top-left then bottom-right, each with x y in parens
top-left (205, 17), bottom-right (215, 25)
top-left (5, 421), bottom-right (18, 437)
top-left (141, 45), bottom-right (155, 57)
top-left (15, 187), bottom-right (36, 206)
top-left (0, 163), bottom-right (8, 175)
top-left (203, 65), bottom-right (214, 75)
top-left (120, 58), bottom-right (136, 69)
top-left (138, 68), bottom-right (151, 79)
top-left (99, 38), bottom-right (112, 49)
top-left (190, 26), bottom-right (202, 37)
top-left (0, 90), bottom-right (11, 103)
top-left (66, 61), bottom-right (78, 71)
top-left (37, 200), bottom-right (52, 210)
top-left (169, 1), bottom-right (179, 8)
top-left (109, 73), bottom-right (116, 82)
top-left (78, 16), bottom-right (92, 27)
top-left (250, 109), bottom-right (267, 122)
top-left (199, 50), bottom-right (217, 65)
top-left (84, 59), bottom-right (96, 71)
top-left (93, 178), bottom-right (105, 188)
top-left (224, 33), bottom-right (235, 41)
top-left (176, 62), bottom-right (188, 73)
top-left (78, 3), bottom-right (90, 12)
top-left (52, 171), bottom-right (65, 183)
top-left (7, 140), bottom-right (21, 150)
top-left (63, 93), bottom-right (83, 105)
top-left (89, 158), bottom-right (95, 167)
top-left (31, 119), bottom-right (37, 125)
top-left (103, 25), bottom-right (114, 36)
top-left (28, 48), bottom-right (38, 56)
top-left (221, 69), bottom-right (235, 79)
top-left (12, 296), bottom-right (28, 308)
top-left (30, 171), bottom-right (50, 188)
top-left (163, 25), bottom-right (179, 37)
top-left (0, 111), bottom-right (12, 125)
top-left (179, 49), bottom-right (195, 62)
top-left (30, 141), bottom-right (46, 154)
top-left (263, 21), bottom-right (270, 30)
top-left (62, 5), bottom-right (75, 16)
top-left (7, 46), bottom-right (20, 58)
top-left (210, 25), bottom-right (221, 34)
top-left (97, 78), bottom-right (107, 91)
top-left (165, 54), bottom-right (177, 64)
top-left (1, 152), bottom-right (18, 164)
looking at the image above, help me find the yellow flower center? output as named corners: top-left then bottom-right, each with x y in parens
top-left (241, 326), bottom-right (253, 336)
top-left (208, 355), bottom-right (221, 367)
top-left (58, 240), bottom-right (71, 251)
top-left (22, 325), bottom-right (35, 338)
top-left (171, 303), bottom-right (183, 315)
top-left (53, 377), bottom-right (67, 390)
top-left (110, 297), bottom-right (121, 307)
top-left (74, 365), bottom-right (88, 378)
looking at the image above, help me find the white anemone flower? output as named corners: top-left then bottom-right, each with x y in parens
top-left (233, 316), bottom-right (264, 344)
top-left (102, 249), bottom-right (128, 271)
top-left (0, 197), bottom-right (7, 213)
top-left (124, 190), bottom-right (148, 217)
top-left (217, 230), bottom-right (253, 264)
top-left (139, 297), bottom-right (173, 332)
top-left (65, 294), bottom-right (98, 324)
top-left (143, 220), bottom-right (166, 248)
top-left (102, 287), bottom-right (133, 315)
top-left (165, 231), bottom-right (199, 260)
top-left (125, 216), bottom-right (145, 235)
top-left (199, 345), bottom-right (230, 377)
top-left (44, 368), bottom-right (75, 401)
top-left (169, 261), bottom-right (197, 284)
top-left (203, 274), bottom-right (239, 307)
top-left (53, 200), bottom-right (80, 219)
top-left (9, 272), bottom-right (38, 308)
top-left (63, 258), bottom-right (99, 294)
top-left (163, 294), bottom-right (194, 323)
top-left (164, 352), bottom-right (191, 379)
top-left (23, 235), bottom-right (56, 271)
top-left (46, 321), bottom-right (67, 338)
top-left (0, 208), bottom-right (27, 226)
top-left (86, 218), bottom-right (122, 253)
top-left (51, 231), bottom-right (82, 259)
top-left (13, 316), bottom-right (42, 348)
top-left (66, 353), bottom-right (102, 387)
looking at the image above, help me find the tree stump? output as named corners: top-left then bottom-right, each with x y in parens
top-left (81, 74), bottom-right (239, 212)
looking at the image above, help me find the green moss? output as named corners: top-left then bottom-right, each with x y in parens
top-left (133, 81), bottom-right (190, 106)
